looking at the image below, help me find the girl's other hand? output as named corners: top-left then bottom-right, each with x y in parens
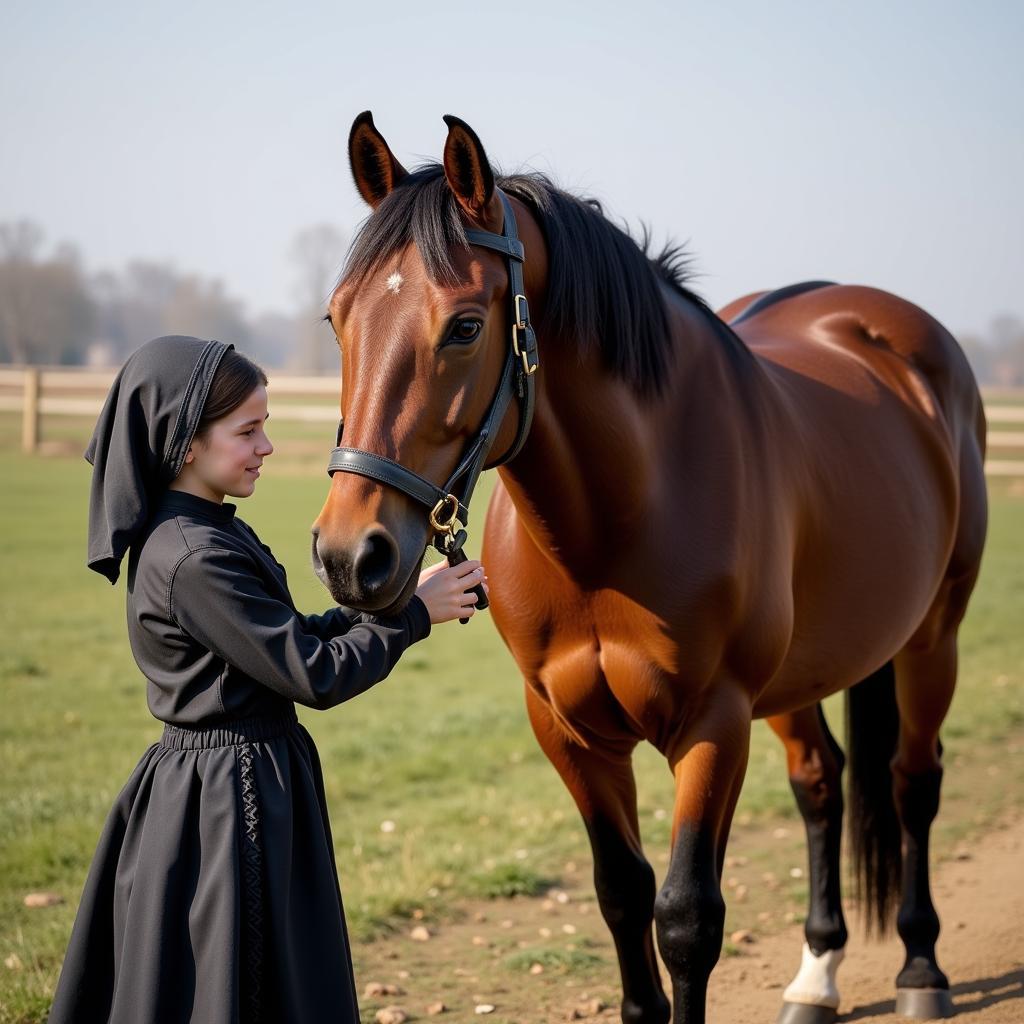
top-left (415, 559), bottom-right (486, 624)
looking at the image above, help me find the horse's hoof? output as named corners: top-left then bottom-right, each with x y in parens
top-left (776, 1002), bottom-right (837, 1024)
top-left (895, 987), bottom-right (953, 1019)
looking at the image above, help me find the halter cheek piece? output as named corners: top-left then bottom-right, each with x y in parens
top-left (326, 191), bottom-right (539, 614)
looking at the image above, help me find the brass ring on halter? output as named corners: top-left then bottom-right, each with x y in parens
top-left (429, 494), bottom-right (460, 533)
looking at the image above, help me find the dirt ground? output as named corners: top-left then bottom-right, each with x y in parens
top-left (354, 815), bottom-right (1024, 1023)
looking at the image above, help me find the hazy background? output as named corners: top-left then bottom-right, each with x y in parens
top-left (1, 0), bottom-right (1022, 377)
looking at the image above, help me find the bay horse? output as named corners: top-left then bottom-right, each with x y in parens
top-left (313, 112), bottom-right (988, 1024)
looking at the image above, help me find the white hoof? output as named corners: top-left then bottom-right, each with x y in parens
top-left (782, 942), bottom-right (844, 1010)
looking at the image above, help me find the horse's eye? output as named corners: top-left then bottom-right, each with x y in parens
top-left (445, 318), bottom-right (482, 345)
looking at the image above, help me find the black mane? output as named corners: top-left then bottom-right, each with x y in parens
top-left (343, 164), bottom-right (743, 394)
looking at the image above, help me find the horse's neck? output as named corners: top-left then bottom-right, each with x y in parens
top-left (496, 298), bottom-right (755, 578)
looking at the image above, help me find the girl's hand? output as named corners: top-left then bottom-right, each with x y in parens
top-left (416, 558), bottom-right (450, 584)
top-left (415, 559), bottom-right (488, 624)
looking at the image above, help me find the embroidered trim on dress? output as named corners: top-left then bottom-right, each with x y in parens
top-left (237, 742), bottom-right (265, 1023)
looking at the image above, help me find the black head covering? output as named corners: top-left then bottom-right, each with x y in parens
top-left (85, 336), bottom-right (233, 583)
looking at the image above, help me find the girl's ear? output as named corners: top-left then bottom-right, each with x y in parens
top-left (441, 114), bottom-right (503, 233)
top-left (348, 111), bottom-right (408, 209)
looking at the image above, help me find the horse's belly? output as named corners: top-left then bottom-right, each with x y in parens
top-left (752, 518), bottom-right (955, 717)
top-left (749, 369), bottom-right (960, 714)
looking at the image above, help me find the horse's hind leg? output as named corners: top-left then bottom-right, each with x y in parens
top-left (767, 705), bottom-right (847, 1024)
top-left (524, 686), bottom-right (670, 1024)
top-left (890, 627), bottom-right (962, 1020)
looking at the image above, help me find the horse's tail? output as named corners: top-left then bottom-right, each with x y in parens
top-left (845, 659), bottom-right (902, 935)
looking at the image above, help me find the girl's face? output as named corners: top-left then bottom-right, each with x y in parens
top-left (177, 386), bottom-right (274, 503)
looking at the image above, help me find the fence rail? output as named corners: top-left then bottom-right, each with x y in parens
top-left (3, 365), bottom-right (1024, 475)
top-left (1, 365), bottom-right (343, 453)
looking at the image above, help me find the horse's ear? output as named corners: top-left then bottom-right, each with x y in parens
top-left (442, 114), bottom-right (502, 232)
top-left (348, 111), bottom-right (408, 209)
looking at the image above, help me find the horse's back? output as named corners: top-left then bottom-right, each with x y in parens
top-left (726, 283), bottom-right (984, 452)
top-left (725, 280), bottom-right (837, 326)
top-left (729, 283), bottom-right (986, 566)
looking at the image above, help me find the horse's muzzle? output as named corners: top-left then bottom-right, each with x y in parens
top-left (311, 524), bottom-right (403, 610)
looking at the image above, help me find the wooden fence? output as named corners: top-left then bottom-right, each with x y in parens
top-left (0, 366), bottom-right (342, 455)
top-left (3, 365), bottom-right (1024, 476)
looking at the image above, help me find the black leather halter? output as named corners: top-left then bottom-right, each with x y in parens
top-left (326, 191), bottom-right (539, 609)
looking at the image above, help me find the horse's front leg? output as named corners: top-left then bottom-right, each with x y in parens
top-left (655, 682), bottom-right (752, 1024)
top-left (524, 685), bottom-right (670, 1024)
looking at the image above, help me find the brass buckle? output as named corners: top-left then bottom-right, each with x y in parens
top-left (513, 293), bottom-right (529, 330)
top-left (511, 294), bottom-right (539, 376)
top-left (429, 493), bottom-right (461, 534)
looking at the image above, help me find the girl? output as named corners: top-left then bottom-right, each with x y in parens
top-left (49, 335), bottom-right (485, 1023)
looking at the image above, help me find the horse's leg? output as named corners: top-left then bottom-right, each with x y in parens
top-left (767, 705), bottom-right (848, 1024)
top-left (524, 686), bottom-right (670, 1024)
top-left (654, 682), bottom-right (752, 1024)
top-left (890, 631), bottom-right (959, 1020)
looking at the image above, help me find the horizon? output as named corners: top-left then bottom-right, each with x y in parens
top-left (2, 1), bottom-right (1021, 341)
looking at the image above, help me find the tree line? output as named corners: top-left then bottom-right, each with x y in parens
top-left (0, 220), bottom-right (346, 373)
top-left (1, 219), bottom-right (1022, 385)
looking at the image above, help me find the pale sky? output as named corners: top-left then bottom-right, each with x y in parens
top-left (2, 0), bottom-right (1021, 339)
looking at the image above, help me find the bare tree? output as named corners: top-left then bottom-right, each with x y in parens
top-left (289, 224), bottom-right (346, 374)
top-left (0, 221), bottom-right (94, 364)
top-left (249, 311), bottom-right (297, 368)
top-left (958, 333), bottom-right (993, 385)
top-left (163, 275), bottom-right (250, 347)
top-left (989, 315), bottom-right (1024, 387)
top-left (91, 261), bottom-right (254, 362)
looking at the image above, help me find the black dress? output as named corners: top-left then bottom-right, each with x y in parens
top-left (49, 489), bottom-right (431, 1023)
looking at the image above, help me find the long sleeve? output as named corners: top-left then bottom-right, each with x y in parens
top-left (168, 546), bottom-right (431, 710)
top-left (299, 606), bottom-right (359, 640)
top-left (233, 516), bottom-right (378, 642)
top-left (302, 607), bottom-right (417, 639)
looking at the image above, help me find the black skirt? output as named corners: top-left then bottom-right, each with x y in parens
top-left (48, 709), bottom-right (361, 1023)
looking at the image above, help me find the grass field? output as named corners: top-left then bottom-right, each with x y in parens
top-left (1, 419), bottom-right (1022, 1024)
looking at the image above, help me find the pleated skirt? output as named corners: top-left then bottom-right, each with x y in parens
top-left (48, 708), bottom-right (361, 1023)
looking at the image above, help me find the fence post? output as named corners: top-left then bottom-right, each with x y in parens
top-left (22, 367), bottom-right (40, 453)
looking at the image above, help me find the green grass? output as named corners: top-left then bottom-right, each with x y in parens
top-left (466, 864), bottom-right (558, 900)
top-left (504, 945), bottom-right (605, 975)
top-left (1, 426), bottom-right (1023, 1023)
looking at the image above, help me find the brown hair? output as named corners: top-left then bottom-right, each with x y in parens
top-left (194, 349), bottom-right (268, 441)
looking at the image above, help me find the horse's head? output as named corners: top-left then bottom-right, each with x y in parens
top-left (312, 112), bottom-right (547, 614)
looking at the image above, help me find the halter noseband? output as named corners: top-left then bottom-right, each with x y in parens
top-left (326, 191), bottom-right (539, 607)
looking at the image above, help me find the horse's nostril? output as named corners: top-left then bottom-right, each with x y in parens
top-left (310, 532), bottom-right (325, 575)
top-left (353, 530), bottom-right (396, 594)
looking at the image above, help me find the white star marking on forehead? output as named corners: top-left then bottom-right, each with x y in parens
top-left (385, 271), bottom-right (403, 294)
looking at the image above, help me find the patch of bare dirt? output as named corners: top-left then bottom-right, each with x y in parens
top-left (354, 817), bottom-right (1024, 1022)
